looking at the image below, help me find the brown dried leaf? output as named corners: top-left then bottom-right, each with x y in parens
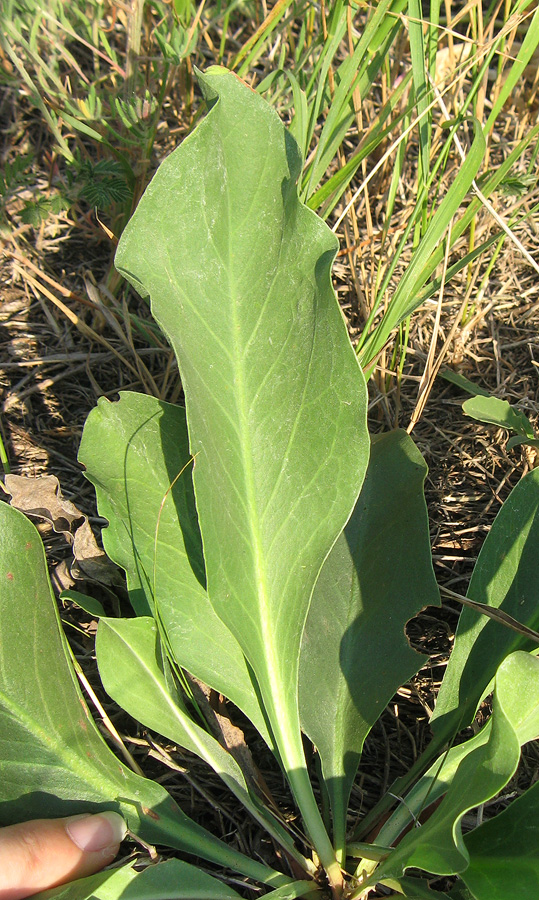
top-left (2, 474), bottom-right (122, 587)
top-left (3, 474), bottom-right (84, 537)
top-left (187, 675), bottom-right (268, 799)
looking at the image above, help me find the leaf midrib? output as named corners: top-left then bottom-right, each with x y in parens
top-left (223, 163), bottom-right (301, 758)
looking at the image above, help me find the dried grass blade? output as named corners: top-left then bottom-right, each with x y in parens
top-left (441, 586), bottom-right (539, 645)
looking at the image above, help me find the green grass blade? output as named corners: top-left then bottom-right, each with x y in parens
top-left (407, 0), bottom-right (431, 191)
top-left (485, 1), bottom-right (539, 132)
top-left (303, 0), bottom-right (406, 199)
top-left (357, 116), bottom-right (486, 370)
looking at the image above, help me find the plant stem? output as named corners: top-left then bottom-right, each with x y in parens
top-left (288, 762), bottom-right (343, 893)
top-left (267, 699), bottom-right (343, 893)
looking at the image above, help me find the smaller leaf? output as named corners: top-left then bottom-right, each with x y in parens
top-left (368, 652), bottom-right (539, 882)
top-left (60, 589), bottom-right (106, 618)
top-left (77, 159), bottom-right (132, 207)
top-left (31, 864), bottom-right (135, 900)
top-left (0, 503), bottom-right (289, 889)
top-left (33, 859), bottom-right (242, 900)
top-left (461, 779), bottom-right (539, 900)
top-left (376, 653), bottom-right (539, 851)
top-left (447, 883), bottom-right (475, 900)
top-left (299, 430), bottom-right (439, 852)
top-left (20, 197), bottom-right (53, 225)
top-left (507, 434), bottom-right (539, 451)
top-left (462, 395), bottom-right (535, 440)
top-left (79, 392), bottom-right (273, 746)
top-left (384, 875), bottom-right (450, 899)
top-left (263, 883), bottom-right (320, 900)
top-left (431, 467), bottom-right (539, 743)
top-left (96, 616), bottom-right (307, 867)
top-left (439, 369), bottom-right (490, 397)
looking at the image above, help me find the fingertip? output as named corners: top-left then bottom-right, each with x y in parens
top-left (65, 812), bottom-right (127, 853)
top-left (0, 813), bottom-right (126, 900)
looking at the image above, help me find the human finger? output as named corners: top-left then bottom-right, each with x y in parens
top-left (0, 812), bottom-right (126, 900)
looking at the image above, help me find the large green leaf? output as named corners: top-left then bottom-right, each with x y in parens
top-left (461, 778), bottom-right (539, 899)
top-left (359, 651), bottom-right (539, 886)
top-left (431, 468), bottom-right (539, 743)
top-left (79, 391), bottom-right (272, 747)
top-left (96, 615), bottom-right (308, 869)
top-left (299, 430), bottom-right (439, 857)
top-left (33, 859), bottom-right (242, 900)
top-left (114, 66), bottom-right (369, 876)
top-left (0, 502), bottom-right (287, 889)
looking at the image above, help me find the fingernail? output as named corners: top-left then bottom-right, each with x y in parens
top-left (66, 811), bottom-right (127, 852)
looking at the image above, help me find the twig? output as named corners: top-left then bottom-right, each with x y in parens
top-left (440, 585), bottom-right (539, 643)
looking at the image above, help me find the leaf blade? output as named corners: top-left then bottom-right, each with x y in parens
top-left (368, 652), bottom-right (539, 882)
top-left (115, 67), bottom-right (369, 869)
top-left (431, 468), bottom-right (539, 742)
top-left (462, 395), bottom-right (535, 439)
top-left (299, 430), bottom-right (439, 853)
top-left (462, 778), bottom-right (539, 900)
top-left (32, 859), bottom-right (243, 900)
top-left (0, 502), bottom-right (287, 888)
top-left (96, 616), bottom-right (306, 866)
top-left (79, 391), bottom-right (272, 747)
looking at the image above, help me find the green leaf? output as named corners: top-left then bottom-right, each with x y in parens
top-left (0, 502), bottom-right (287, 888)
top-left (263, 882), bottom-right (321, 900)
top-left (299, 430), bottom-right (439, 856)
top-left (447, 883), bottom-right (475, 900)
top-left (461, 778), bottom-right (539, 899)
top-left (115, 859), bottom-right (243, 900)
top-left (366, 651), bottom-right (539, 882)
top-left (96, 615), bottom-right (307, 867)
top-left (462, 395), bottom-right (535, 440)
top-left (507, 434), bottom-right (539, 451)
top-left (114, 67), bottom-right (369, 877)
top-left (31, 865), bottom-right (136, 900)
top-left (61, 589), bottom-right (106, 618)
top-left (376, 651), bottom-right (539, 848)
top-left (431, 468), bottom-right (539, 742)
top-left (383, 875), bottom-right (450, 898)
top-left (33, 859), bottom-right (242, 900)
top-left (79, 391), bottom-right (272, 748)
top-left (19, 192), bottom-right (62, 220)
top-left (439, 370), bottom-right (490, 397)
